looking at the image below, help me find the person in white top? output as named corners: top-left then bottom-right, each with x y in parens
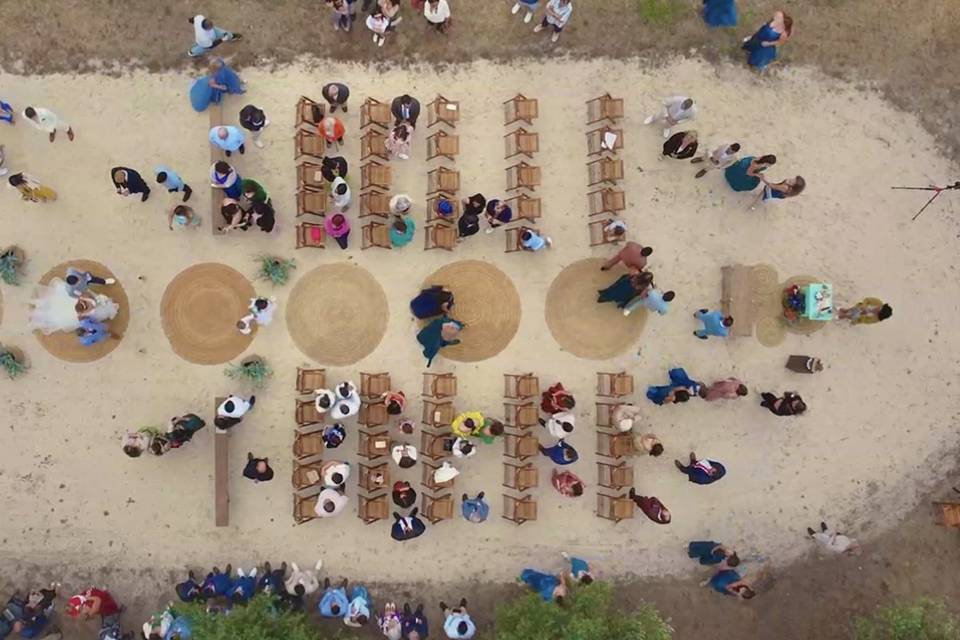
top-left (451, 438), bottom-right (476, 459)
top-left (215, 394), bottom-right (255, 431)
top-left (539, 411), bottom-right (575, 439)
top-left (315, 488), bottom-right (349, 517)
top-left (391, 443), bottom-right (418, 468)
top-left (331, 381), bottom-right (361, 419)
top-left (644, 96), bottom-right (697, 139)
top-left (424, 0), bottom-right (451, 32)
top-left (602, 218), bottom-right (626, 241)
top-left (366, 10), bottom-right (390, 47)
top-left (321, 461), bottom-right (351, 488)
top-left (188, 14), bottom-right (241, 57)
top-left (22, 106), bottom-right (74, 142)
top-left (389, 193), bottom-right (412, 216)
top-left (331, 176), bottom-right (351, 212)
top-left (808, 521), bottom-right (861, 555)
top-left (284, 560), bottom-right (323, 596)
top-left (250, 296), bottom-right (277, 326)
top-left (433, 461), bottom-right (460, 484)
top-left (533, 0), bottom-right (573, 43)
top-left (692, 142), bottom-right (741, 179)
top-left (612, 403), bottom-right (644, 432)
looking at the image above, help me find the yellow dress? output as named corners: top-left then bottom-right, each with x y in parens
top-left (18, 177), bottom-right (57, 203)
top-left (451, 411), bottom-right (484, 438)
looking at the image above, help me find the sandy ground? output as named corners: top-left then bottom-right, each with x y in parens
top-left (1, 57), bottom-right (959, 635)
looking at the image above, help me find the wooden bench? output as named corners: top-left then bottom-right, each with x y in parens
top-left (214, 397), bottom-right (229, 526)
top-left (209, 102), bottom-right (226, 236)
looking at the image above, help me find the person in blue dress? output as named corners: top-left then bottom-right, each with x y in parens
top-left (410, 285), bottom-right (454, 319)
top-left (688, 541), bottom-right (740, 566)
top-left (416, 315), bottom-right (464, 367)
top-left (704, 568), bottom-right (755, 598)
top-left (646, 367), bottom-right (702, 405)
top-left (461, 492), bottom-right (490, 523)
top-left (597, 272), bottom-right (653, 309)
top-left (190, 58), bottom-right (245, 112)
top-left (702, 0), bottom-right (737, 27)
top-left (319, 578), bottom-right (350, 618)
top-left (742, 11), bottom-right (794, 71)
top-left (724, 155), bottom-right (776, 192)
top-left (519, 568), bottom-right (567, 603)
top-left (561, 551), bottom-right (594, 584)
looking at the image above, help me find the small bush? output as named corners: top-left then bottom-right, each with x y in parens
top-left (177, 595), bottom-right (321, 640)
top-left (0, 246), bottom-right (25, 286)
top-left (636, 0), bottom-right (685, 26)
top-left (256, 255), bottom-right (296, 286)
top-left (853, 599), bottom-right (960, 640)
top-left (225, 357), bottom-right (274, 389)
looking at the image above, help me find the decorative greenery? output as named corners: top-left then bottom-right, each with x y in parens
top-left (0, 347), bottom-right (27, 379)
top-left (492, 581), bottom-right (673, 640)
top-left (0, 247), bottom-right (25, 286)
top-left (853, 599), bottom-right (960, 640)
top-left (177, 595), bottom-right (326, 640)
top-left (635, 0), bottom-right (685, 26)
top-left (225, 356), bottom-right (274, 389)
top-left (256, 255), bottom-right (296, 286)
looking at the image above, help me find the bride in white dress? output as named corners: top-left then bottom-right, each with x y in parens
top-left (29, 277), bottom-right (119, 334)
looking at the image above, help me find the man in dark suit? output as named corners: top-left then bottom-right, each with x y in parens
top-left (390, 94), bottom-right (420, 127)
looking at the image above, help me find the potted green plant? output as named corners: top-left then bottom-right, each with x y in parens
top-left (255, 255), bottom-right (296, 286)
top-left (0, 245), bottom-right (26, 286)
top-left (224, 355), bottom-right (273, 389)
top-left (0, 345), bottom-right (29, 379)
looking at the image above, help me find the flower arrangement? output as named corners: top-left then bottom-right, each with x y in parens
top-left (224, 356), bottom-right (273, 389)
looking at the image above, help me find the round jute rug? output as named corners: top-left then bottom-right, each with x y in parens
top-left (286, 262), bottom-right (388, 366)
top-left (782, 275), bottom-right (828, 336)
top-left (161, 263), bottom-right (255, 365)
top-left (421, 260), bottom-right (521, 362)
top-left (34, 260), bottom-right (130, 363)
top-left (545, 258), bottom-right (647, 360)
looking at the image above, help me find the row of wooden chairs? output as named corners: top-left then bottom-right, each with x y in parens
top-left (423, 94), bottom-right (460, 253)
top-left (584, 94), bottom-right (626, 244)
top-left (501, 369), bottom-right (540, 526)
top-left (294, 98), bottom-right (331, 250)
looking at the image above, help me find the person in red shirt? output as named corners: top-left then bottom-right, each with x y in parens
top-left (540, 382), bottom-right (575, 414)
top-left (66, 587), bottom-right (121, 621)
top-left (600, 241), bottom-right (653, 273)
top-left (551, 469), bottom-right (584, 497)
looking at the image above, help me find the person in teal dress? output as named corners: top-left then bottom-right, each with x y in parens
top-left (390, 214), bottom-right (416, 247)
top-left (597, 272), bottom-right (653, 309)
top-left (724, 155), bottom-right (776, 192)
top-left (742, 11), bottom-right (793, 70)
top-left (705, 568), bottom-right (755, 598)
top-left (190, 57), bottom-right (245, 112)
top-left (519, 569), bottom-right (567, 603)
top-left (416, 315), bottom-right (464, 367)
top-left (702, 0), bottom-right (737, 27)
top-left (752, 176), bottom-right (806, 209)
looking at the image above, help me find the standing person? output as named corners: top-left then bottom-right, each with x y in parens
top-left (742, 11), bottom-right (794, 71)
top-left (327, 0), bottom-right (353, 31)
top-left (541, 382), bottom-right (575, 414)
top-left (188, 14), bottom-right (241, 57)
top-left (391, 94), bottom-right (421, 128)
top-left (759, 390), bottom-right (806, 416)
top-left (66, 266), bottom-right (116, 298)
top-left (484, 198), bottom-right (513, 232)
top-left (838, 298), bottom-right (893, 324)
top-left (155, 165), bottom-right (193, 202)
top-left (700, 377), bottom-right (748, 401)
top-left (319, 114), bottom-right (346, 147)
top-left (389, 214), bottom-right (416, 248)
top-left (322, 156), bottom-right (350, 182)
top-left (401, 603), bottom-right (429, 640)
top-left (511, 0), bottom-right (540, 24)
top-left (168, 413), bottom-right (206, 448)
top-left (440, 599), bottom-right (476, 639)
top-left (111, 166), bottom-right (151, 202)
top-left (702, 0), bottom-right (737, 27)
top-left (210, 160), bottom-right (242, 198)
top-left (694, 309), bottom-right (733, 339)
top-left (77, 318), bottom-right (112, 346)
top-left (597, 272), bottom-right (653, 309)
top-left (644, 96), bottom-right (696, 139)
top-left (624, 285), bottom-right (675, 317)
top-left (751, 175), bottom-right (805, 209)
top-left (807, 521), bottom-right (861, 555)
top-left (189, 57), bottom-right (245, 112)
top-left (331, 176), bottom-right (351, 212)
top-left (675, 452), bottom-right (727, 485)
top-left (318, 578), bottom-right (349, 618)
top-left (423, 0), bottom-right (451, 33)
top-left (22, 105), bottom-right (74, 142)
top-left (551, 469), bottom-right (584, 497)
top-left (539, 439), bottom-right (579, 465)
top-left (692, 142), bottom-right (740, 179)
top-left (322, 82), bottom-right (351, 113)
top-left (539, 411), bottom-right (575, 439)
top-left (519, 568), bottom-right (566, 603)
top-left (533, 0), bottom-right (573, 43)
top-left (243, 453), bottom-right (274, 482)
top-left (286, 560), bottom-right (323, 596)
top-left (215, 394), bottom-right (255, 430)
top-left (600, 241), bottom-right (652, 273)
top-left (326, 213), bottom-right (351, 250)
top-left (385, 123), bottom-right (413, 159)
top-left (209, 125), bottom-right (245, 157)
top-left (662, 130), bottom-right (699, 159)
top-left (366, 10), bottom-right (391, 46)
top-left (646, 367), bottom-right (701, 405)
top-left (688, 541), bottom-right (740, 567)
top-left (380, 0), bottom-right (403, 29)
top-left (611, 403), bottom-right (643, 432)
top-left (316, 488), bottom-right (349, 517)
top-left (239, 104), bottom-right (269, 149)
top-left (343, 585), bottom-right (372, 627)
top-left (7, 173), bottom-right (57, 203)
top-left (724, 154), bottom-right (776, 192)
top-left (521, 229), bottom-right (553, 251)
top-left (0, 100), bottom-right (13, 124)
top-left (461, 492), bottom-right (489, 523)
top-left (628, 489), bottom-right (671, 524)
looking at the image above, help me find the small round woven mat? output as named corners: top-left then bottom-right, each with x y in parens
top-left (421, 260), bottom-right (521, 362)
top-left (782, 275), bottom-right (828, 336)
top-left (287, 262), bottom-right (388, 366)
top-left (545, 258), bottom-right (647, 359)
top-left (750, 264), bottom-right (780, 296)
top-left (755, 315), bottom-right (787, 347)
top-left (34, 260), bottom-right (129, 363)
top-left (161, 263), bottom-right (256, 365)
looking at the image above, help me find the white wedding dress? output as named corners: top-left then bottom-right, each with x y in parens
top-left (29, 278), bottom-right (118, 334)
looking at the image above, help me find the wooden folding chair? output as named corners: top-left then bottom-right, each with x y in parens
top-left (426, 195), bottom-right (460, 224)
top-left (427, 95), bottom-right (460, 128)
top-left (362, 222), bottom-right (392, 249)
top-left (587, 126), bottom-right (624, 156)
top-left (506, 161), bottom-right (541, 192)
top-left (297, 162), bottom-right (326, 192)
top-left (503, 402), bottom-right (538, 430)
top-left (589, 219), bottom-right (625, 247)
top-left (595, 401), bottom-right (618, 429)
top-left (361, 161), bottom-right (392, 191)
top-left (427, 130), bottom-right (459, 161)
top-left (424, 224), bottom-right (458, 251)
top-left (293, 459), bottom-right (325, 491)
top-left (505, 226), bottom-right (537, 253)
top-left (422, 461), bottom-right (456, 492)
top-left (296, 95), bottom-right (325, 129)
top-left (360, 372), bottom-right (392, 397)
top-left (505, 194), bottom-right (541, 222)
top-left (503, 462), bottom-right (538, 492)
top-left (421, 493), bottom-right (455, 524)
top-left (361, 129), bottom-right (389, 161)
top-left (587, 188), bottom-right (626, 216)
top-left (422, 399), bottom-right (455, 427)
top-left (586, 93), bottom-right (624, 125)
top-left (360, 97), bottom-right (391, 130)
top-left (504, 373), bottom-right (540, 399)
top-left (358, 494), bottom-right (390, 524)
top-left (597, 492), bottom-right (634, 523)
top-left (297, 189), bottom-right (327, 217)
top-left (420, 430), bottom-right (451, 461)
top-left (503, 494), bottom-right (537, 525)
top-left (504, 128), bottom-right (540, 159)
top-left (293, 493), bottom-right (319, 525)
top-left (503, 94), bottom-right (538, 126)
top-left (295, 222), bottom-right (326, 249)
top-left (357, 462), bottom-right (390, 493)
top-left (587, 158), bottom-right (624, 186)
top-left (295, 398), bottom-right (323, 426)
top-left (358, 430), bottom-right (391, 459)
top-left (359, 190), bottom-right (391, 219)
top-left (427, 167), bottom-right (460, 196)
top-left (293, 427), bottom-right (325, 460)
top-left (597, 461), bottom-right (634, 491)
top-left (596, 432), bottom-right (636, 460)
top-left (295, 129), bottom-right (326, 160)
top-left (503, 433), bottom-right (539, 461)
top-left (597, 371), bottom-right (634, 397)
top-left (422, 372), bottom-right (457, 398)
top-left (358, 401), bottom-right (389, 427)
top-left (933, 501), bottom-right (960, 527)
top-left (296, 367), bottom-right (326, 395)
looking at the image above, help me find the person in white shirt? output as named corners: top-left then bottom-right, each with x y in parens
top-left (441, 599), bottom-right (476, 639)
top-left (533, 0), bottom-right (573, 43)
top-left (433, 461), bottom-right (460, 484)
top-left (540, 411), bottom-right (575, 439)
top-left (644, 96), bottom-right (697, 139)
top-left (188, 14), bottom-right (241, 57)
top-left (237, 314), bottom-right (255, 335)
top-left (331, 381), bottom-right (361, 419)
top-left (808, 521), bottom-right (861, 555)
top-left (284, 560), bottom-right (323, 596)
top-left (602, 218), bottom-right (626, 241)
top-left (612, 403), bottom-right (644, 432)
top-left (451, 438), bottom-right (476, 459)
top-left (250, 296), bottom-right (277, 326)
top-left (315, 488), bottom-right (349, 517)
top-left (22, 106), bottom-right (74, 142)
top-left (331, 176), bottom-right (351, 212)
top-left (424, 0), bottom-right (451, 32)
top-left (692, 142), bottom-right (741, 178)
top-left (215, 394), bottom-right (255, 430)
top-left (321, 461), bottom-right (351, 488)
top-left (391, 443), bottom-right (418, 468)
top-left (389, 193), bottom-right (412, 216)
top-left (366, 10), bottom-right (390, 47)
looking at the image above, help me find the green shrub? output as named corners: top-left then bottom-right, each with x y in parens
top-left (636, 0), bottom-right (685, 26)
top-left (224, 357), bottom-right (273, 389)
top-left (0, 347), bottom-right (28, 379)
top-left (493, 581), bottom-right (673, 640)
top-left (256, 255), bottom-right (296, 286)
top-left (853, 599), bottom-right (960, 640)
top-left (0, 247), bottom-right (25, 286)
top-left (177, 595), bottom-right (324, 640)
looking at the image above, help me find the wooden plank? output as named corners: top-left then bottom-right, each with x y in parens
top-left (209, 101), bottom-right (226, 236)
top-left (213, 396), bottom-right (229, 526)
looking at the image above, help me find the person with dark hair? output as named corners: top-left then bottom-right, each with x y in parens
top-left (743, 10), bottom-right (794, 71)
top-left (381, 390), bottom-right (406, 415)
top-left (277, 583), bottom-right (306, 613)
top-left (807, 521), bottom-right (861, 554)
top-left (633, 432), bottom-right (663, 457)
top-left (461, 492), bottom-right (489, 523)
top-left (121, 430), bottom-right (151, 458)
top-left (483, 199), bottom-right (513, 232)
top-left (286, 560), bottom-right (322, 596)
top-left (724, 154), bottom-right (776, 192)
top-left (168, 204), bottom-right (201, 230)
top-left (209, 125), bottom-right (245, 157)
top-left (661, 130), bottom-right (699, 160)
top-left (154, 166), bottom-right (192, 202)
top-left (392, 443), bottom-right (418, 469)
top-left (451, 437), bottom-right (476, 459)
top-left (320, 460), bottom-right (351, 489)
top-left (703, 567), bottom-right (753, 598)
top-left (188, 14), bottom-right (240, 57)
top-left (322, 83), bottom-right (351, 113)
top-left (458, 209), bottom-right (481, 238)
top-left (560, 551), bottom-right (594, 584)
top-left (600, 241), bottom-right (653, 273)
top-left (385, 122), bottom-right (413, 159)
top-left (675, 452), bottom-right (727, 485)
top-left (200, 566), bottom-right (234, 600)
top-left (519, 568), bottom-right (567, 603)
top-left (597, 271), bottom-right (654, 309)
top-left (190, 57), bottom-right (245, 112)
top-left (701, 377), bottom-right (749, 401)
top-left (551, 469), bottom-right (584, 498)
top-left (628, 489), bottom-right (671, 524)
top-left (248, 200), bottom-right (276, 233)
top-left (331, 176), bottom-right (351, 212)
top-left (321, 155), bottom-right (349, 182)
top-left (694, 309), bottom-right (733, 339)
top-left (532, 0), bottom-right (573, 43)
top-left (461, 193), bottom-right (486, 217)
top-left (243, 453), bottom-right (274, 482)
top-left (389, 213), bottom-right (416, 248)
top-left (316, 487), bottom-right (349, 517)
top-left (391, 94), bottom-right (421, 127)
top-left (752, 175), bottom-right (805, 209)
top-left (322, 423), bottom-right (346, 448)
top-left (256, 561), bottom-right (287, 595)
top-left (644, 96), bottom-right (696, 139)
top-left (325, 213), bottom-right (351, 249)
top-left (22, 105), bottom-right (73, 142)
top-left (168, 413), bottom-right (206, 448)
top-left (392, 481), bottom-right (417, 508)
top-left (175, 571), bottom-right (203, 603)
top-left (210, 160), bottom-right (242, 198)
top-left (215, 394), bottom-right (255, 430)
top-left (624, 284), bottom-right (675, 317)
top-left (760, 390), bottom-right (806, 416)
top-left (319, 578), bottom-right (350, 618)
top-left (65, 266), bottom-right (115, 298)
top-left (688, 541), bottom-right (741, 567)
top-left (110, 166), bottom-right (150, 202)
top-left (326, 0), bottom-right (353, 31)
top-left (391, 509), bottom-right (427, 541)
top-left (541, 382), bottom-right (575, 414)
top-left (647, 367), bottom-right (702, 405)
top-left (229, 567), bottom-right (258, 605)
top-left (440, 598), bottom-right (476, 639)
top-left (539, 439), bottom-right (579, 465)
top-left (417, 316), bottom-right (464, 367)
top-left (693, 141), bottom-right (740, 178)
top-left (401, 602), bottom-right (429, 639)
top-left (8, 172), bottom-right (57, 202)
top-left (521, 228), bottom-right (553, 251)
top-left (473, 418), bottom-right (504, 444)
top-left (838, 298), bottom-right (893, 324)
top-left (540, 411), bottom-right (575, 439)
top-left (238, 104), bottom-right (268, 148)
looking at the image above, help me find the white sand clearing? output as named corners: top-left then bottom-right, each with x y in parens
top-left (0, 58), bottom-right (957, 594)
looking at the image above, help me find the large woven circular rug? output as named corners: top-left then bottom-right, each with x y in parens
top-left (161, 263), bottom-right (256, 365)
top-left (33, 260), bottom-right (130, 363)
top-left (545, 258), bottom-right (648, 359)
top-left (421, 260), bottom-right (521, 362)
top-left (287, 263), bottom-right (388, 366)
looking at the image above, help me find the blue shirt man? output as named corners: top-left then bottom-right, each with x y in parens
top-left (77, 318), bottom-right (109, 346)
top-left (318, 584), bottom-right (349, 618)
top-left (538, 440), bottom-right (579, 465)
top-left (209, 126), bottom-right (246, 155)
top-left (461, 493), bottom-right (490, 523)
top-left (624, 287), bottom-right (674, 317)
top-left (694, 309), bottom-right (732, 339)
top-left (155, 165), bottom-right (193, 202)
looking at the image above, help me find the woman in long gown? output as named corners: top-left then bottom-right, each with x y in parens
top-left (723, 155), bottom-right (776, 192)
top-left (597, 272), bottom-right (653, 309)
top-left (702, 0), bottom-right (737, 28)
top-left (190, 58), bottom-right (245, 112)
top-left (742, 11), bottom-right (793, 71)
top-left (416, 315), bottom-right (464, 367)
top-left (29, 278), bottom-right (118, 334)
